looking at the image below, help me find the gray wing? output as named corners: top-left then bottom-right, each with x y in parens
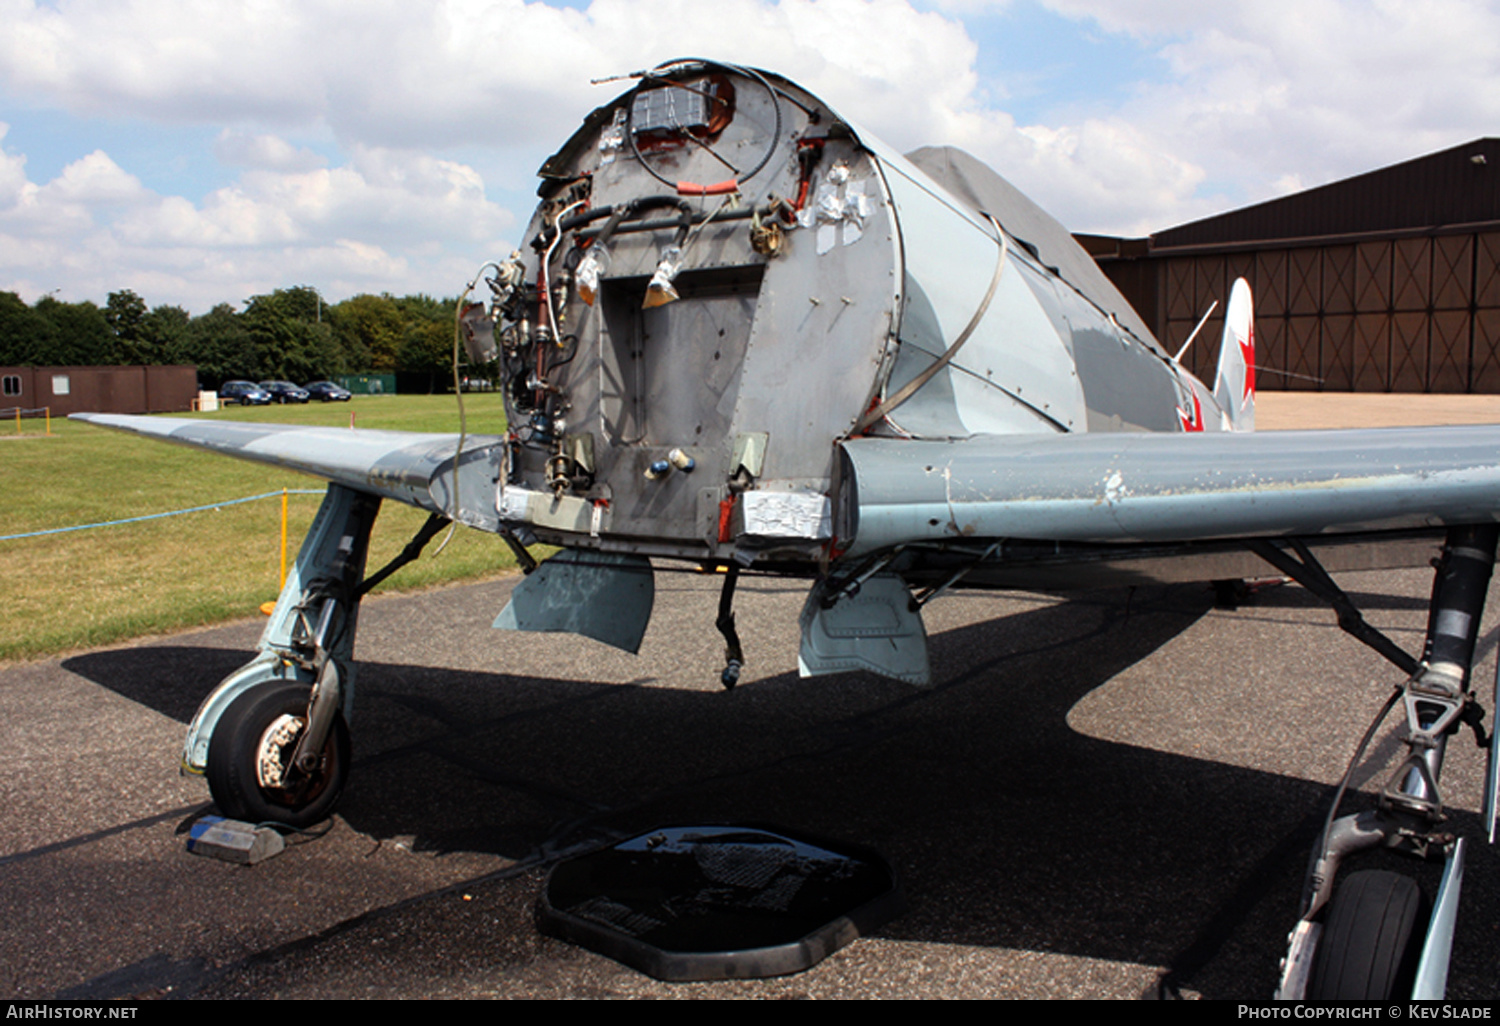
top-left (841, 425), bottom-right (1500, 557)
top-left (71, 414), bottom-right (504, 530)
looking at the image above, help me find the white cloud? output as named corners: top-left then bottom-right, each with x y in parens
top-left (43, 150), bottom-right (150, 205)
top-left (0, 0), bottom-right (984, 153)
top-left (0, 148), bottom-right (152, 239)
top-left (0, 0), bottom-right (1043, 307)
top-left (6, 0), bottom-right (1498, 310)
top-left (0, 137), bottom-right (514, 310)
top-left (214, 131), bottom-right (327, 173)
top-left (0, 125), bottom-right (32, 208)
top-left (1037, 0), bottom-right (1500, 210)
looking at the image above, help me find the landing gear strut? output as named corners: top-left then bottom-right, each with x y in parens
top-left (183, 484), bottom-right (382, 827)
top-left (1268, 525), bottom-right (1497, 999)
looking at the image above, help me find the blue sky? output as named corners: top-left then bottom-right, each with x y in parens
top-left (3, 0), bottom-right (1498, 313)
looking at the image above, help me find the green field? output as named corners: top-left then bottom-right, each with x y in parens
top-left (0, 394), bottom-right (519, 664)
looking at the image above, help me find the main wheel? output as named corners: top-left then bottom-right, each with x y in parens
top-left (1307, 870), bottom-right (1430, 999)
top-left (206, 681), bottom-right (350, 829)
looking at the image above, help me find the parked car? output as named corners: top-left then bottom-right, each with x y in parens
top-left (304, 381), bottom-right (352, 402)
top-left (218, 380), bottom-right (272, 405)
top-left (259, 381), bottom-right (311, 404)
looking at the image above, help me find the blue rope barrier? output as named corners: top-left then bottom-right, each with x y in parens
top-left (0, 489), bottom-right (325, 542)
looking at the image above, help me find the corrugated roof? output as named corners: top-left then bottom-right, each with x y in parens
top-left (1153, 138), bottom-right (1500, 249)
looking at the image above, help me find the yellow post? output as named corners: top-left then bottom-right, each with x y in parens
top-left (260, 488), bottom-right (291, 617)
top-left (13, 408), bottom-right (18, 435)
top-left (44, 407), bottom-right (50, 436)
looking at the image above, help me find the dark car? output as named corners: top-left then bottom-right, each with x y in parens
top-left (304, 381), bottom-right (352, 402)
top-left (218, 380), bottom-right (272, 405)
top-left (259, 381), bottom-right (311, 404)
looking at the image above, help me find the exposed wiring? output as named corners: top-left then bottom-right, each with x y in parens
top-left (625, 59), bottom-right (783, 192)
top-left (1298, 683), bottom-right (1405, 918)
top-left (441, 257), bottom-right (521, 554)
top-left (542, 199), bottom-right (587, 336)
top-left (436, 274), bottom-right (485, 557)
top-left (679, 192), bottom-right (742, 261)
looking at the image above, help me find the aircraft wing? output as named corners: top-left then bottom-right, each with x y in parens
top-left (839, 424), bottom-right (1500, 557)
top-left (70, 413), bottom-right (505, 531)
top-left (75, 411), bottom-right (1500, 559)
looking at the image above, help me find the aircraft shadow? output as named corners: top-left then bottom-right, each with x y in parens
top-left (60, 582), bottom-right (1497, 999)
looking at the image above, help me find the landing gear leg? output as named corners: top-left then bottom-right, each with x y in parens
top-left (182, 484), bottom-right (381, 825)
top-left (1269, 526), bottom-right (1497, 999)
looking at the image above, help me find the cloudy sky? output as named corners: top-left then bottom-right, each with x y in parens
top-left (2, 0), bottom-right (1498, 313)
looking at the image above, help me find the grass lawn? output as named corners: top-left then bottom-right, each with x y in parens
top-left (0, 393), bottom-right (519, 664)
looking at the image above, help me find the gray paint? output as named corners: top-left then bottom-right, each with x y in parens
top-left (842, 426), bottom-right (1500, 555)
top-left (72, 414), bottom-right (505, 530)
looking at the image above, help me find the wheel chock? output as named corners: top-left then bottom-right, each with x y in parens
top-left (186, 815), bottom-right (286, 865)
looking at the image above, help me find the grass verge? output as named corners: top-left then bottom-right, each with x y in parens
top-left (0, 394), bottom-right (516, 664)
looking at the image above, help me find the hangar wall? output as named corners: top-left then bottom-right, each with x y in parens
top-left (1086, 138), bottom-right (1500, 393)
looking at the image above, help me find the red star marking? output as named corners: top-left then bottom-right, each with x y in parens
top-left (1177, 392), bottom-right (1204, 432)
top-left (1239, 324), bottom-right (1256, 408)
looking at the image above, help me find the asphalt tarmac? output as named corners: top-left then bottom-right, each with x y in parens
top-left (5, 395), bottom-right (1500, 1000)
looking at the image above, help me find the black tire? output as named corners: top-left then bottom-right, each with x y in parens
top-left (1307, 870), bottom-right (1430, 999)
top-left (206, 681), bottom-right (350, 829)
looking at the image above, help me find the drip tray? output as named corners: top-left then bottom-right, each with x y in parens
top-left (538, 825), bottom-right (904, 981)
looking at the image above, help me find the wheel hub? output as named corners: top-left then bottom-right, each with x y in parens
top-left (256, 714), bottom-right (303, 790)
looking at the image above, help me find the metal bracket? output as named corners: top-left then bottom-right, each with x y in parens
top-left (818, 548), bottom-right (902, 609)
top-left (1379, 684), bottom-right (1465, 819)
top-left (286, 592), bottom-right (344, 778)
top-left (1274, 919), bottom-right (1322, 1000)
top-left (1247, 538), bottom-right (1418, 676)
top-left (910, 542), bottom-right (999, 609)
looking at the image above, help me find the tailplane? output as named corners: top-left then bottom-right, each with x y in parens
top-left (1213, 278), bottom-right (1256, 432)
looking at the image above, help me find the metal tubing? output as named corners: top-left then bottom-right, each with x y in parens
top-left (1489, 657), bottom-right (1500, 842)
top-left (1387, 525), bottom-right (1497, 816)
top-left (1247, 538), bottom-right (1419, 676)
top-left (1303, 809), bottom-right (1391, 920)
top-left (1419, 525), bottom-right (1498, 691)
top-left (1413, 839), bottom-right (1466, 999)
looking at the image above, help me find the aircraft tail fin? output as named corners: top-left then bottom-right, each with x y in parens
top-left (1213, 278), bottom-right (1256, 432)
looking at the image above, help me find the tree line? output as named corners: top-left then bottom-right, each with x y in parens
top-left (0, 286), bottom-right (460, 387)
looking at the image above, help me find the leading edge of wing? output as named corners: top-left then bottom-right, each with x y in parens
top-left (71, 414), bottom-right (504, 527)
top-left (841, 425), bottom-right (1500, 555)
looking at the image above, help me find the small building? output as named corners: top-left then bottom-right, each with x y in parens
top-left (1085, 138), bottom-right (1500, 392)
top-left (0, 365), bottom-right (199, 416)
